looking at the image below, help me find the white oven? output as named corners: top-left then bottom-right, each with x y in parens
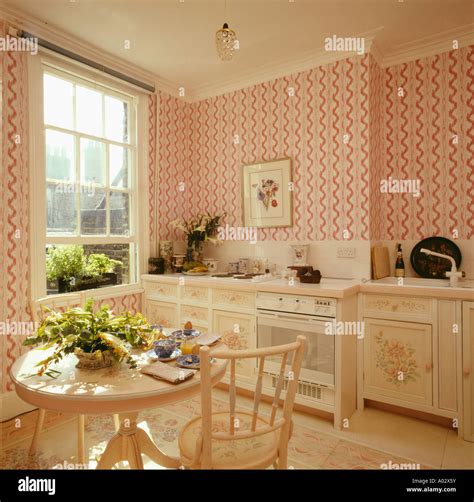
top-left (256, 293), bottom-right (336, 387)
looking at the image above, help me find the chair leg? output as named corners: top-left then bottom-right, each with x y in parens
top-left (77, 414), bottom-right (86, 465)
top-left (113, 414), bottom-right (120, 432)
top-left (29, 408), bottom-right (46, 455)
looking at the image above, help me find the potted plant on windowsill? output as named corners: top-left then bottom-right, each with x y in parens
top-left (46, 245), bottom-right (122, 293)
top-left (81, 253), bottom-right (122, 290)
top-left (23, 298), bottom-right (156, 375)
top-left (46, 245), bottom-right (86, 293)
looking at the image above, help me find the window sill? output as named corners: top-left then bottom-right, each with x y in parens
top-left (33, 283), bottom-right (144, 303)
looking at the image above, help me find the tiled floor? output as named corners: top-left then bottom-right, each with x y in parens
top-left (1, 390), bottom-right (473, 469)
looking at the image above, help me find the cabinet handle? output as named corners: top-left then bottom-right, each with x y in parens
top-left (463, 368), bottom-right (471, 376)
top-left (425, 362), bottom-right (433, 371)
top-left (391, 304), bottom-right (399, 311)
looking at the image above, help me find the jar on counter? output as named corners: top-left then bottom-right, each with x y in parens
top-left (148, 257), bottom-right (165, 274)
top-left (228, 262), bottom-right (239, 273)
top-left (238, 258), bottom-right (250, 274)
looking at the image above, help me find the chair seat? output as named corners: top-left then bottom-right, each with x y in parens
top-left (178, 411), bottom-right (279, 469)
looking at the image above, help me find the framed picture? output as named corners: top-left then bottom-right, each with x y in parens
top-left (242, 158), bottom-right (292, 228)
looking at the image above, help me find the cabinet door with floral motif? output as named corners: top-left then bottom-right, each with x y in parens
top-left (213, 309), bottom-right (256, 384)
top-left (145, 300), bottom-right (178, 329)
top-left (363, 318), bottom-right (433, 407)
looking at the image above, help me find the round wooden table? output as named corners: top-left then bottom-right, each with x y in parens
top-left (10, 343), bottom-right (227, 469)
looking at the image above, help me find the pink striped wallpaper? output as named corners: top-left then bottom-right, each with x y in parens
top-left (158, 55), bottom-right (371, 241)
top-left (372, 45), bottom-right (474, 240)
top-left (0, 20), bottom-right (31, 393)
top-left (157, 47), bottom-right (473, 243)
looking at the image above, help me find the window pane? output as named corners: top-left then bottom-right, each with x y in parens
top-left (76, 85), bottom-right (103, 136)
top-left (109, 145), bottom-right (129, 188)
top-left (110, 192), bottom-right (130, 235)
top-left (46, 182), bottom-right (77, 235)
top-left (46, 243), bottom-right (132, 294)
top-left (105, 96), bottom-right (128, 143)
top-left (44, 74), bottom-right (73, 129)
top-left (46, 130), bottom-right (75, 181)
top-left (80, 189), bottom-right (106, 235)
top-left (80, 139), bottom-right (105, 185)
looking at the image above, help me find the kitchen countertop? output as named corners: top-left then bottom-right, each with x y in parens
top-left (142, 274), bottom-right (474, 301)
top-left (360, 277), bottom-right (474, 301)
top-left (142, 274), bottom-right (360, 299)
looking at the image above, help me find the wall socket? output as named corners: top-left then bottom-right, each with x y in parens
top-left (337, 246), bottom-right (357, 259)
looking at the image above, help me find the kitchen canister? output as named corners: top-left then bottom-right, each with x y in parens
top-left (290, 244), bottom-right (309, 266)
top-left (172, 254), bottom-right (186, 273)
top-left (159, 240), bottom-right (174, 273)
top-left (148, 257), bottom-right (165, 274)
top-left (238, 258), bottom-right (250, 274)
top-left (203, 258), bottom-right (218, 273)
top-left (228, 262), bottom-right (239, 273)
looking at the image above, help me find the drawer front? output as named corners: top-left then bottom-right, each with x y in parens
top-left (179, 304), bottom-right (209, 324)
top-left (145, 300), bottom-right (178, 328)
top-left (212, 288), bottom-right (256, 309)
top-left (144, 281), bottom-right (178, 300)
top-left (363, 294), bottom-right (432, 322)
top-left (180, 285), bottom-right (209, 304)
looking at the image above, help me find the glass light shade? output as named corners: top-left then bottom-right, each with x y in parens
top-left (216, 22), bottom-right (237, 61)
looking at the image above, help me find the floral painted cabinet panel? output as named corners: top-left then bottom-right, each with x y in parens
top-left (213, 309), bottom-right (256, 384)
top-left (363, 318), bottom-right (433, 407)
top-left (145, 300), bottom-right (178, 329)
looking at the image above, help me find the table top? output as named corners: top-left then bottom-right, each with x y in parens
top-left (10, 335), bottom-right (228, 414)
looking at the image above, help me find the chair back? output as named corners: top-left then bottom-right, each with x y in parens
top-left (30, 293), bottom-right (83, 323)
top-left (198, 335), bottom-right (306, 468)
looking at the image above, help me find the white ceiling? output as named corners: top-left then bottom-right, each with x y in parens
top-left (3, 0), bottom-right (474, 98)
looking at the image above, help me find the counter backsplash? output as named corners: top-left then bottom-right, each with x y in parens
top-left (172, 240), bottom-right (371, 280)
top-left (169, 238), bottom-right (473, 280)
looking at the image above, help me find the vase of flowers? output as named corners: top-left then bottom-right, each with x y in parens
top-left (23, 298), bottom-right (156, 376)
top-left (173, 212), bottom-right (226, 264)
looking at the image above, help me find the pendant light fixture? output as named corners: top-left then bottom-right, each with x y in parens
top-left (215, 1), bottom-right (237, 61)
top-left (215, 22), bottom-right (237, 61)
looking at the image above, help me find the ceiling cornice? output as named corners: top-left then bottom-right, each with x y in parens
top-left (380, 23), bottom-right (474, 68)
top-left (188, 28), bottom-right (383, 101)
top-left (0, 2), bottom-right (180, 98)
top-left (0, 3), bottom-right (472, 103)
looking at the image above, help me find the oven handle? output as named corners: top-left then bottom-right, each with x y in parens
top-left (257, 311), bottom-right (330, 332)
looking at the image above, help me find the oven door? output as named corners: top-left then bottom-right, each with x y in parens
top-left (257, 310), bottom-right (334, 386)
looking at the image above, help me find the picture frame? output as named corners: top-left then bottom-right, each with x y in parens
top-left (242, 158), bottom-right (293, 228)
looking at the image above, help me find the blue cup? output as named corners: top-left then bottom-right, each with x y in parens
top-left (153, 339), bottom-right (176, 358)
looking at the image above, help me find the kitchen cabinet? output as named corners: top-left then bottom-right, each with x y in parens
top-left (363, 318), bottom-right (433, 407)
top-left (213, 309), bottom-right (256, 384)
top-left (463, 301), bottom-right (474, 442)
top-left (361, 293), bottom-right (464, 435)
top-left (145, 300), bottom-right (178, 328)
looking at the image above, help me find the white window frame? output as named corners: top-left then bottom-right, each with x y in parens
top-left (28, 53), bottom-right (149, 301)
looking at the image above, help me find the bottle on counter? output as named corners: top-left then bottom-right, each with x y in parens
top-left (395, 243), bottom-right (405, 277)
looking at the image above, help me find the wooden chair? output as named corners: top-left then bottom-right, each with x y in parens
top-left (178, 335), bottom-right (306, 469)
top-left (29, 294), bottom-right (120, 464)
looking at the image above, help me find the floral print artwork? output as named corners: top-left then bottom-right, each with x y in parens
top-left (255, 178), bottom-right (279, 210)
top-left (374, 331), bottom-right (420, 385)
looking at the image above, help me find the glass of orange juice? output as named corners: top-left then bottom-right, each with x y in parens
top-left (181, 339), bottom-right (196, 355)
